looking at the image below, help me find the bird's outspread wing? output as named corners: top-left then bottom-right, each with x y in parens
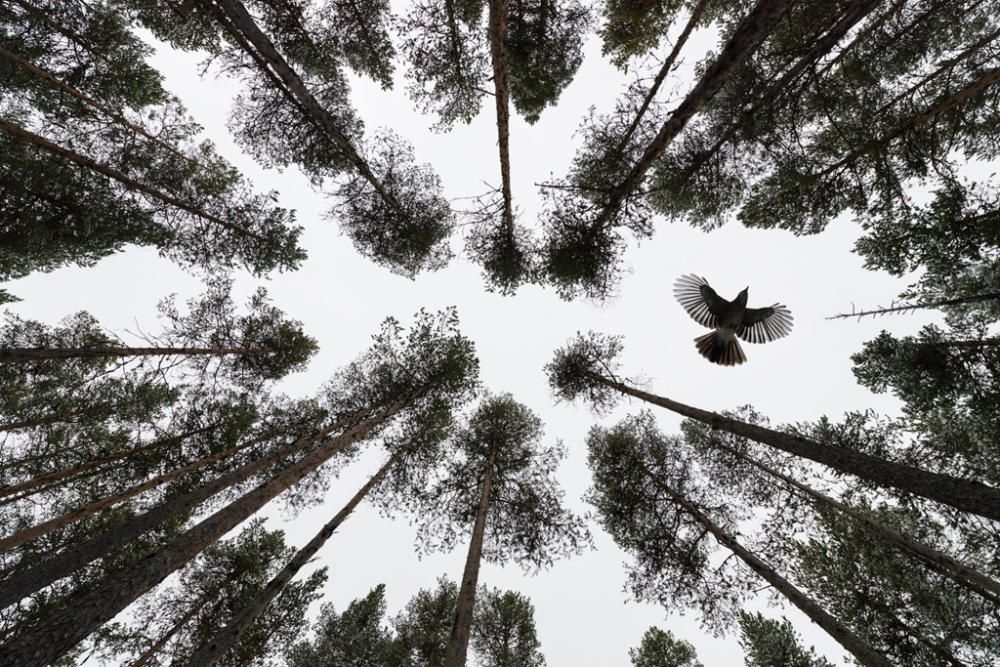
top-left (674, 274), bottom-right (727, 328)
top-left (738, 304), bottom-right (794, 343)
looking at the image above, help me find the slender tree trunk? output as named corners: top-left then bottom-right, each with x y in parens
top-left (611, 0), bottom-right (709, 158)
top-left (0, 410), bottom-right (83, 433)
top-left (0, 44), bottom-right (195, 164)
top-left (641, 467), bottom-right (892, 667)
top-left (0, 406), bottom-right (373, 609)
top-left (0, 430), bottom-right (274, 552)
top-left (719, 443), bottom-right (1000, 603)
top-left (827, 291), bottom-right (1000, 320)
top-left (590, 373), bottom-right (1000, 520)
top-left (586, 0), bottom-right (795, 237)
top-left (203, 0), bottom-right (404, 215)
top-left (487, 0), bottom-right (514, 237)
top-left (0, 394), bottom-right (416, 667)
top-left (675, 0), bottom-right (881, 184)
top-left (818, 67), bottom-right (1000, 179)
top-left (0, 423), bottom-right (218, 500)
top-left (0, 346), bottom-right (269, 363)
top-left (444, 0), bottom-right (468, 82)
top-left (0, 118), bottom-right (269, 242)
top-left (127, 594), bottom-right (211, 667)
top-left (443, 444), bottom-right (498, 667)
top-left (185, 448), bottom-right (404, 667)
top-left (814, 0), bottom-right (907, 77)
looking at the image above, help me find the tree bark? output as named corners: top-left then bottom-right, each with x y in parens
top-left (610, 0), bottom-right (709, 159)
top-left (586, 0), bottom-right (795, 237)
top-left (127, 594), bottom-right (211, 667)
top-left (487, 0), bottom-right (515, 237)
top-left (718, 442), bottom-right (1000, 603)
top-left (0, 423), bottom-right (218, 500)
top-left (0, 430), bottom-right (273, 552)
top-left (0, 118), bottom-right (269, 242)
top-left (0, 44), bottom-right (195, 164)
top-left (826, 290), bottom-right (1000, 320)
top-left (0, 395), bottom-right (415, 667)
top-left (642, 467), bottom-right (892, 667)
top-left (0, 406), bottom-right (371, 609)
top-left (0, 346), bottom-right (269, 363)
top-left (204, 0), bottom-right (404, 215)
top-left (185, 448), bottom-right (403, 667)
top-left (443, 444), bottom-right (498, 667)
top-left (589, 373), bottom-right (1000, 520)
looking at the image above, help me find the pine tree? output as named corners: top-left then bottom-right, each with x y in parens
top-left (546, 331), bottom-right (1000, 519)
top-left (471, 586), bottom-right (545, 667)
top-left (586, 413), bottom-right (891, 666)
top-left (414, 394), bottom-right (589, 667)
top-left (390, 576), bottom-right (457, 667)
top-left (628, 626), bottom-right (703, 667)
top-left (738, 612), bottom-right (833, 667)
top-left (285, 584), bottom-right (396, 667)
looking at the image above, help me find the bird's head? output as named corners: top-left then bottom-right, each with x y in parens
top-left (737, 287), bottom-right (749, 304)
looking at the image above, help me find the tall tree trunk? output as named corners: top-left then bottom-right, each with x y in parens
top-left (0, 423), bottom-right (218, 501)
top-left (611, 0), bottom-right (709, 158)
top-left (586, 0), bottom-right (795, 237)
top-left (127, 594), bottom-right (211, 667)
top-left (675, 0), bottom-right (881, 184)
top-left (185, 448), bottom-right (403, 666)
top-left (0, 44), bottom-right (195, 164)
top-left (589, 372), bottom-right (1000, 520)
top-left (0, 118), bottom-right (268, 242)
top-left (203, 0), bottom-right (404, 215)
top-left (443, 444), bottom-right (498, 667)
top-left (0, 394), bottom-right (416, 667)
top-left (0, 406), bottom-right (372, 609)
top-left (0, 430), bottom-right (274, 552)
top-left (487, 0), bottom-right (515, 237)
top-left (718, 442), bottom-right (1000, 603)
top-left (642, 467), bottom-right (892, 667)
top-left (0, 346), bottom-right (269, 363)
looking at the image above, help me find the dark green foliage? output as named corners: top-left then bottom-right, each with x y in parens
top-left (545, 331), bottom-right (626, 412)
top-left (628, 626), bottom-right (702, 667)
top-left (286, 584), bottom-right (394, 667)
top-left (599, 0), bottom-right (686, 66)
top-left (416, 394), bottom-right (589, 569)
top-left (471, 587), bottom-right (545, 667)
top-left (738, 613), bottom-right (833, 667)
top-left (337, 131), bottom-right (454, 278)
top-left (507, 0), bottom-right (590, 123)
top-left (391, 577), bottom-right (457, 667)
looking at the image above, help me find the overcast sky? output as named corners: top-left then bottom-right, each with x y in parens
top-left (5, 5), bottom-right (945, 665)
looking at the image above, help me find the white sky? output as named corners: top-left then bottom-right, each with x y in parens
top-left (4, 5), bottom-right (946, 665)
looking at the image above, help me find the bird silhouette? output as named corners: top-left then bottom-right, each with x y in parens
top-left (673, 274), bottom-right (793, 366)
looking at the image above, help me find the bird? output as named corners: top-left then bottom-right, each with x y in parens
top-left (673, 274), bottom-right (793, 366)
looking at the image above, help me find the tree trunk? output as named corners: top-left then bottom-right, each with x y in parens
top-left (0, 410), bottom-right (84, 433)
top-left (0, 423), bottom-right (218, 501)
top-left (0, 406), bottom-right (372, 609)
top-left (591, 373), bottom-right (1000, 520)
top-left (0, 118), bottom-right (268, 242)
top-left (675, 0), bottom-right (880, 184)
top-left (203, 0), bottom-right (404, 215)
top-left (0, 44), bottom-right (195, 164)
top-left (0, 394), bottom-right (415, 667)
top-left (185, 448), bottom-right (403, 667)
top-left (587, 0), bottom-right (795, 236)
top-left (827, 290), bottom-right (1000, 320)
top-left (127, 594), bottom-right (211, 667)
top-left (443, 444), bottom-right (498, 667)
top-left (642, 467), bottom-right (892, 667)
top-left (719, 442), bottom-right (1000, 603)
top-left (0, 429), bottom-right (274, 552)
top-left (611, 0), bottom-right (709, 158)
top-left (487, 0), bottom-right (514, 237)
top-left (0, 346), bottom-right (268, 363)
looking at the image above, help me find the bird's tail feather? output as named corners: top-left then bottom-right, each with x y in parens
top-left (694, 331), bottom-right (746, 366)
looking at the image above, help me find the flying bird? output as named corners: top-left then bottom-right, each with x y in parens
top-left (673, 274), bottom-right (793, 366)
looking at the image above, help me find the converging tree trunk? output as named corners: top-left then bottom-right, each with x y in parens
top-left (443, 444), bottom-right (498, 667)
top-left (589, 372), bottom-right (1000, 520)
top-left (185, 448), bottom-right (403, 666)
top-left (127, 594), bottom-right (212, 667)
top-left (0, 395), bottom-right (416, 666)
top-left (487, 0), bottom-right (515, 236)
top-left (642, 467), bottom-right (892, 667)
